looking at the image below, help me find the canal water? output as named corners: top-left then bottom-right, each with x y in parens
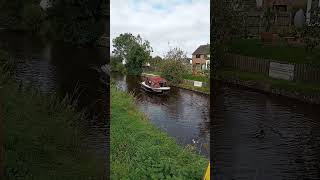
top-left (112, 73), bottom-right (210, 157)
top-left (213, 82), bottom-right (320, 179)
top-left (0, 32), bottom-right (108, 165)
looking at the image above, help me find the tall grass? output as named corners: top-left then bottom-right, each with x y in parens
top-left (0, 63), bottom-right (105, 179)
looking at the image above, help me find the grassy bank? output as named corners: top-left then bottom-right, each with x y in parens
top-left (215, 68), bottom-right (320, 95)
top-left (229, 39), bottom-right (320, 65)
top-left (182, 74), bottom-right (209, 83)
top-left (1, 65), bottom-right (104, 179)
top-left (111, 85), bottom-right (207, 179)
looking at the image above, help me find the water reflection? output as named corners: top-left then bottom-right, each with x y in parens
top-left (112, 73), bottom-right (210, 157)
top-left (213, 82), bottom-right (320, 179)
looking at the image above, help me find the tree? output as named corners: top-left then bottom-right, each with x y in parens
top-left (110, 55), bottom-right (125, 73)
top-left (302, 6), bottom-right (320, 52)
top-left (150, 56), bottom-right (162, 71)
top-left (0, 0), bottom-right (42, 31)
top-left (160, 47), bottom-right (187, 84)
top-left (211, 0), bottom-right (246, 72)
top-left (47, 0), bottom-right (107, 45)
top-left (112, 33), bottom-right (152, 75)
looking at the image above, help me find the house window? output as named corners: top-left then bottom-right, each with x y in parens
top-left (196, 54), bottom-right (200, 58)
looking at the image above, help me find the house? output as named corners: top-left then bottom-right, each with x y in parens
top-left (191, 44), bottom-right (210, 72)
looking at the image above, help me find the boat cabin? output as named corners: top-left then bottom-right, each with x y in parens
top-left (145, 76), bottom-right (168, 88)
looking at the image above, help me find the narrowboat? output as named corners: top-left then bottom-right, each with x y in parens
top-left (141, 76), bottom-right (170, 94)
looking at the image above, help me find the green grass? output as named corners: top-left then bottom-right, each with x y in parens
top-left (216, 68), bottom-right (320, 95)
top-left (177, 83), bottom-right (210, 94)
top-left (110, 85), bottom-right (208, 179)
top-left (229, 39), bottom-right (320, 65)
top-left (1, 66), bottom-right (105, 179)
top-left (182, 74), bottom-right (209, 83)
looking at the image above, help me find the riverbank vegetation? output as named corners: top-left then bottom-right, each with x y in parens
top-left (159, 48), bottom-right (188, 84)
top-left (112, 33), bottom-right (152, 75)
top-left (0, 52), bottom-right (104, 179)
top-left (0, 0), bottom-right (107, 46)
top-left (215, 68), bottom-right (320, 96)
top-left (229, 39), bottom-right (320, 65)
top-left (111, 85), bottom-right (207, 179)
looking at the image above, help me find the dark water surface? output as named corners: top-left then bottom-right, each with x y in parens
top-left (213, 82), bottom-right (320, 180)
top-left (0, 31), bottom-right (108, 163)
top-left (112, 73), bottom-right (210, 157)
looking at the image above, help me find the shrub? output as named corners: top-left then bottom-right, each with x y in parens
top-left (160, 59), bottom-right (187, 84)
top-left (111, 56), bottom-right (126, 74)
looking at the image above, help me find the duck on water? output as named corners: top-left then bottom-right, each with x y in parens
top-left (141, 76), bottom-right (170, 94)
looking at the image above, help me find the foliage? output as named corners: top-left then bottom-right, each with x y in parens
top-left (110, 55), bottom-right (126, 74)
top-left (302, 7), bottom-right (320, 52)
top-left (211, 0), bottom-right (246, 71)
top-left (111, 86), bottom-right (207, 179)
top-left (229, 39), bottom-right (320, 65)
top-left (0, 64), bottom-right (104, 179)
top-left (0, 0), bottom-right (43, 31)
top-left (216, 68), bottom-right (320, 95)
top-left (47, 0), bottom-right (107, 45)
top-left (160, 48), bottom-right (188, 84)
top-left (150, 56), bottom-right (163, 71)
top-left (112, 33), bottom-right (152, 75)
top-left (263, 8), bottom-right (275, 32)
top-left (0, 0), bottom-right (107, 45)
top-left (182, 73), bottom-right (209, 83)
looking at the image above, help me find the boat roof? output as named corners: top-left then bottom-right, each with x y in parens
top-left (147, 76), bottom-right (167, 83)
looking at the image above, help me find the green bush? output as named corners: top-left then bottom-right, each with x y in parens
top-left (111, 56), bottom-right (126, 74)
top-left (160, 59), bottom-right (187, 84)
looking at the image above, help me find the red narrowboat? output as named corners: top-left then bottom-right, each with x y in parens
top-left (141, 76), bottom-right (170, 94)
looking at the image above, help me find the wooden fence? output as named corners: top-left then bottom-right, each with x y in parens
top-left (223, 54), bottom-right (320, 82)
top-left (223, 54), bottom-right (270, 75)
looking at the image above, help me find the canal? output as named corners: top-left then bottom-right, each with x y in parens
top-left (213, 82), bottom-right (320, 179)
top-left (112, 73), bottom-right (210, 157)
top-left (0, 31), bottom-right (108, 166)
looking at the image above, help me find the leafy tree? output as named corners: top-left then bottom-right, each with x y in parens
top-left (0, 0), bottom-right (42, 31)
top-left (47, 0), bottom-right (107, 45)
top-left (112, 33), bottom-right (152, 75)
top-left (160, 47), bottom-right (187, 84)
top-left (110, 55), bottom-right (125, 74)
top-left (302, 6), bottom-right (320, 52)
top-left (150, 56), bottom-right (163, 71)
top-left (211, 0), bottom-right (246, 71)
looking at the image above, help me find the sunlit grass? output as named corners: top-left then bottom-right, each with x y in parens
top-left (110, 85), bottom-right (208, 179)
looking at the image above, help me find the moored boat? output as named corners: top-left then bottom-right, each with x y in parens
top-left (141, 76), bottom-right (170, 94)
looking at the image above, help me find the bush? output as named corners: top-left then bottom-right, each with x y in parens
top-left (111, 56), bottom-right (126, 74)
top-left (160, 59), bottom-right (187, 84)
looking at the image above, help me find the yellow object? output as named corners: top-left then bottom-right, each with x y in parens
top-left (203, 162), bottom-right (210, 180)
